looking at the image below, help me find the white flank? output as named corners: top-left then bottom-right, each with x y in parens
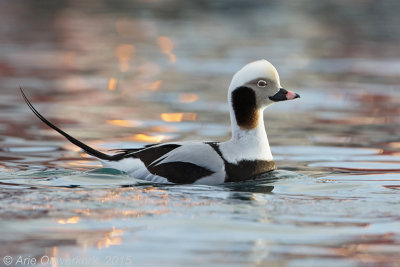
top-left (153, 142), bottom-right (224, 171)
top-left (101, 158), bottom-right (171, 183)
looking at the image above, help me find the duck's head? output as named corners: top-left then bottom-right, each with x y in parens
top-left (229, 59), bottom-right (299, 107)
top-left (228, 60), bottom-right (300, 129)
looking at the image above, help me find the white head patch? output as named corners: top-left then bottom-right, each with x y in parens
top-left (228, 60), bottom-right (281, 92)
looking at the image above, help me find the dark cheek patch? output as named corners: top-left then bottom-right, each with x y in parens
top-left (231, 86), bottom-right (259, 129)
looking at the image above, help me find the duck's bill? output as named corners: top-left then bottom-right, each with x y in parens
top-left (269, 88), bottom-right (300, 102)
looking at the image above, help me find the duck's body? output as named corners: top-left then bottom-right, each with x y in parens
top-left (21, 59), bottom-right (299, 185)
top-left (100, 140), bottom-right (275, 184)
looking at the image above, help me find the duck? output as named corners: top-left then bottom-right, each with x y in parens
top-left (21, 59), bottom-right (300, 185)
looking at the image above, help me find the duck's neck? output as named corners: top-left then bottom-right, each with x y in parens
top-left (220, 105), bottom-right (273, 163)
top-left (229, 105), bottom-right (266, 140)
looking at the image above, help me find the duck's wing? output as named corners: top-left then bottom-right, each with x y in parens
top-left (105, 142), bottom-right (226, 184)
top-left (109, 144), bottom-right (158, 155)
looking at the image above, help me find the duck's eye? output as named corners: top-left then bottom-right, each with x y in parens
top-left (257, 80), bottom-right (267, 87)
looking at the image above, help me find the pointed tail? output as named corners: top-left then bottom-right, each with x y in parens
top-left (20, 88), bottom-right (117, 161)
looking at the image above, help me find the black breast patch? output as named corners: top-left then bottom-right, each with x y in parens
top-left (223, 160), bottom-right (276, 182)
top-left (208, 142), bottom-right (276, 182)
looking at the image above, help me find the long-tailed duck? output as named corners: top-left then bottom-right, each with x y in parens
top-left (21, 59), bottom-right (299, 185)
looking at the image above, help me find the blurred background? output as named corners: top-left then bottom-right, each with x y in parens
top-left (1, 1), bottom-right (400, 266)
top-left (1, 0), bottom-right (400, 152)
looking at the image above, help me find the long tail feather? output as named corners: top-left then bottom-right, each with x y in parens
top-left (20, 88), bottom-right (116, 161)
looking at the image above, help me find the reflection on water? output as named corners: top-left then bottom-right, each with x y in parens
top-left (1, 0), bottom-right (400, 266)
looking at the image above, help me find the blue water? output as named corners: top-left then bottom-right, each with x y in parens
top-left (1, 1), bottom-right (400, 266)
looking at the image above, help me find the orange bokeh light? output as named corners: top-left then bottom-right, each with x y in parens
top-left (129, 133), bottom-right (165, 143)
top-left (161, 113), bottom-right (197, 122)
top-left (107, 120), bottom-right (141, 128)
top-left (115, 44), bottom-right (135, 61)
top-left (157, 36), bottom-right (176, 63)
top-left (389, 142), bottom-right (400, 148)
top-left (151, 125), bottom-right (178, 133)
top-left (57, 216), bottom-right (80, 224)
top-left (108, 77), bottom-right (118, 91)
top-left (179, 93), bottom-right (199, 103)
top-left (157, 36), bottom-right (173, 53)
top-left (150, 80), bottom-right (163, 91)
top-left (168, 53), bottom-right (176, 63)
